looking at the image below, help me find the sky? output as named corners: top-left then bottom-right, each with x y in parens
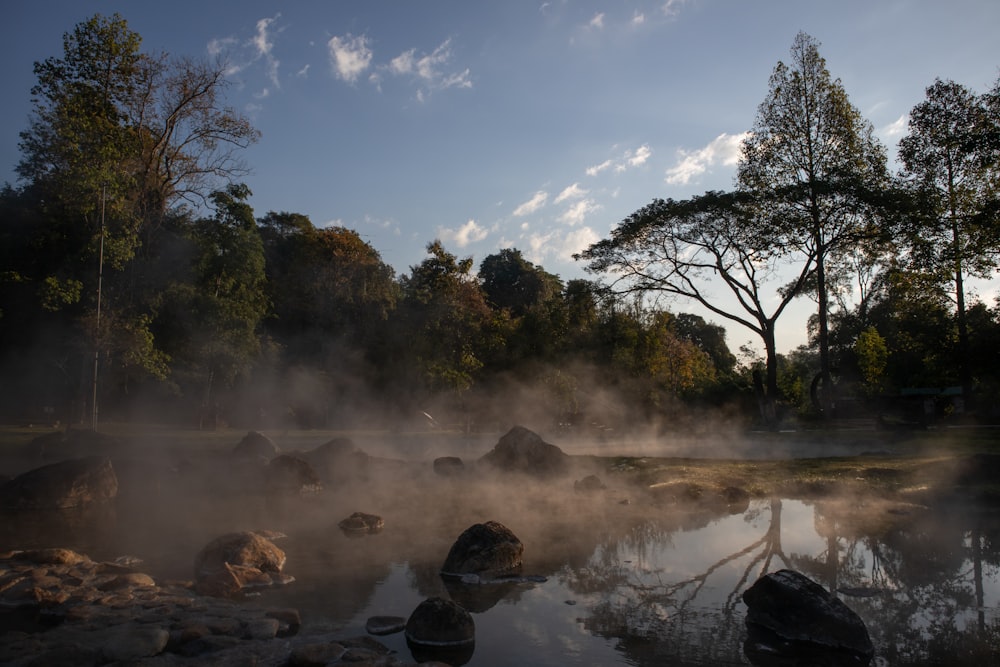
top-left (4, 1), bottom-right (1000, 354)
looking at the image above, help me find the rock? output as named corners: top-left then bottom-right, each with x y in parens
top-left (194, 531), bottom-right (290, 597)
top-left (433, 456), bottom-right (465, 476)
top-left (405, 597), bottom-right (475, 646)
top-left (232, 431), bottom-right (280, 460)
top-left (299, 437), bottom-right (369, 484)
top-left (441, 520), bottom-right (523, 579)
top-left (100, 625), bottom-right (170, 661)
top-left (0, 456), bottom-right (118, 509)
top-left (266, 454), bottom-right (322, 494)
top-left (366, 615), bottom-right (407, 635)
top-left (0, 548), bottom-right (309, 666)
top-left (743, 569), bottom-right (874, 661)
top-left (574, 474), bottom-right (606, 492)
top-left (478, 426), bottom-right (569, 476)
top-left (338, 511), bottom-right (385, 535)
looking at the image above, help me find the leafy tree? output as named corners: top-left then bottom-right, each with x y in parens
top-left (397, 241), bottom-right (493, 408)
top-left (577, 190), bottom-right (813, 422)
top-left (259, 213), bottom-right (397, 361)
top-left (479, 248), bottom-right (561, 316)
top-left (8, 13), bottom-right (258, 421)
top-left (157, 184), bottom-right (267, 426)
top-left (854, 326), bottom-right (888, 396)
top-left (738, 31), bottom-right (890, 415)
top-left (897, 78), bottom-right (1000, 404)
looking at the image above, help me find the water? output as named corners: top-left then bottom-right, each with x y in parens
top-left (3, 445), bottom-right (1000, 666)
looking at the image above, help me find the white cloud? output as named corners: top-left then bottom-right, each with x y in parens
top-left (328, 33), bottom-right (373, 83)
top-left (559, 198), bottom-right (599, 226)
top-left (521, 227), bottom-right (600, 265)
top-left (252, 15), bottom-right (282, 89)
top-left (883, 114), bottom-right (909, 138)
top-left (589, 13), bottom-right (605, 29)
top-left (588, 143), bottom-right (652, 176)
top-left (438, 219), bottom-right (488, 248)
top-left (662, 0), bottom-right (688, 18)
top-left (586, 159), bottom-right (614, 177)
top-left (513, 190), bottom-right (548, 217)
top-left (296, 64), bottom-right (310, 78)
top-left (207, 36), bottom-right (238, 57)
top-left (554, 182), bottom-right (588, 204)
top-left (386, 39), bottom-right (472, 99)
top-left (561, 226), bottom-right (601, 258)
top-left (627, 143), bottom-right (652, 168)
top-left (664, 132), bottom-right (749, 186)
top-left (632, 11), bottom-right (646, 26)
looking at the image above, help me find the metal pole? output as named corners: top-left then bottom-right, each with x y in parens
top-left (91, 184), bottom-right (105, 429)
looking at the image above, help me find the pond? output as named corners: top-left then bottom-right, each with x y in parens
top-left (2, 437), bottom-right (1000, 665)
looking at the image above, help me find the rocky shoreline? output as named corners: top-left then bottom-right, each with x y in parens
top-left (0, 547), bottom-right (432, 666)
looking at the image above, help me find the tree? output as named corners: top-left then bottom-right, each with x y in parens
top-left (157, 184), bottom-right (267, 427)
top-left (397, 241), bottom-right (493, 410)
top-left (9, 13), bottom-right (259, 421)
top-left (479, 248), bottom-right (561, 317)
top-left (577, 190), bottom-right (814, 422)
top-left (897, 78), bottom-right (1000, 405)
top-left (737, 32), bottom-right (889, 415)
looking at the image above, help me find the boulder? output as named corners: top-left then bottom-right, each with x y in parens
top-left (266, 455), bottom-right (322, 494)
top-left (0, 456), bottom-right (118, 509)
top-left (299, 437), bottom-right (369, 483)
top-left (478, 426), bottom-right (569, 477)
top-left (232, 431), bottom-right (280, 460)
top-left (441, 521), bottom-right (523, 579)
top-left (194, 531), bottom-right (290, 597)
top-left (405, 596), bottom-right (475, 646)
top-left (743, 569), bottom-right (874, 662)
top-left (433, 456), bottom-right (465, 477)
top-left (338, 512), bottom-right (384, 535)
top-left (574, 474), bottom-right (606, 493)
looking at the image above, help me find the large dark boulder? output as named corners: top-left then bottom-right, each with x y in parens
top-left (743, 569), bottom-right (874, 663)
top-left (441, 521), bottom-right (523, 579)
top-left (0, 456), bottom-right (118, 509)
top-left (478, 426), bottom-right (568, 477)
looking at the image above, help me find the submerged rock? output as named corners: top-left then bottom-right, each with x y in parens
top-left (441, 520), bottom-right (523, 579)
top-left (339, 511), bottom-right (385, 535)
top-left (743, 569), bottom-right (874, 663)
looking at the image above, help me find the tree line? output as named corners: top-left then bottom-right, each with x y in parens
top-left (0, 17), bottom-right (997, 431)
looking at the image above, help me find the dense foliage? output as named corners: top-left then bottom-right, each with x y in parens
top-left (1, 17), bottom-right (998, 431)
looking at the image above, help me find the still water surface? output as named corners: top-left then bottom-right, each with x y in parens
top-left (3, 438), bottom-right (1000, 665)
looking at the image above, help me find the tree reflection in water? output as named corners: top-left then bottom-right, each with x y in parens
top-left (559, 498), bottom-right (1000, 666)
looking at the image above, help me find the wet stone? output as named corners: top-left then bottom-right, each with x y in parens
top-left (366, 614), bottom-right (407, 635)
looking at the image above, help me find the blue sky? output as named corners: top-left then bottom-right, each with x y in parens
top-left (4, 1), bottom-right (1000, 353)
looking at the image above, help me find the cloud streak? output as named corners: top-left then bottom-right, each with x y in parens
top-left (513, 191), bottom-right (549, 217)
top-left (664, 132), bottom-right (748, 185)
